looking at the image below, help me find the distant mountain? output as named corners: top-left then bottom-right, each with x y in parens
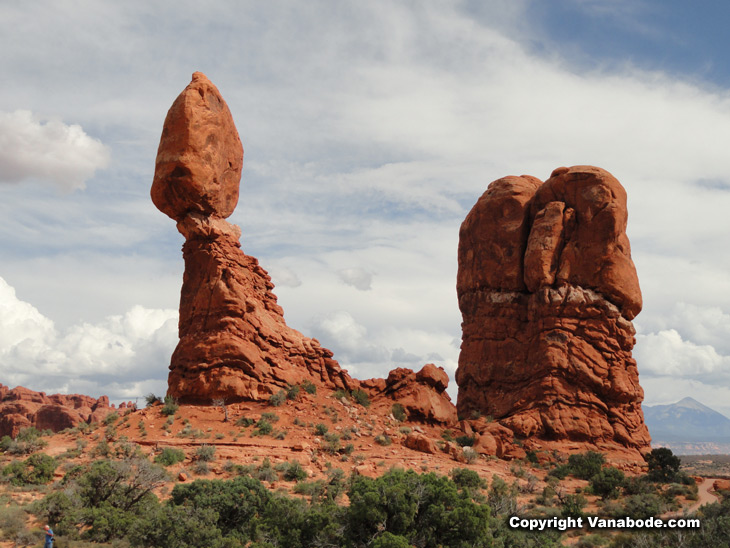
top-left (644, 397), bottom-right (730, 443)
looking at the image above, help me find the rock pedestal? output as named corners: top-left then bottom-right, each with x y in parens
top-left (153, 73), bottom-right (355, 403)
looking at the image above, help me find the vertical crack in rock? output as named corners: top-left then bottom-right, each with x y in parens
top-left (456, 166), bottom-right (650, 460)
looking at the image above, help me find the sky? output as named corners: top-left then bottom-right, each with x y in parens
top-left (2, 0), bottom-right (730, 419)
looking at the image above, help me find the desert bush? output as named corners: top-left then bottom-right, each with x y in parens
top-left (235, 416), bottom-right (254, 427)
top-left (161, 396), bottom-right (179, 417)
top-left (144, 393), bottom-right (161, 407)
top-left (351, 389), bottom-right (370, 408)
top-left (301, 380), bottom-right (317, 394)
top-left (280, 461), bottom-right (307, 482)
top-left (314, 423), bottom-right (328, 436)
top-left (269, 390), bottom-right (286, 407)
top-left (5, 427), bottom-right (48, 455)
top-left (390, 403), bottom-right (408, 422)
top-left (450, 468), bottom-right (486, 491)
top-left (590, 467), bottom-right (625, 500)
top-left (155, 448), bottom-right (186, 467)
top-left (567, 451), bottom-right (605, 480)
top-left (253, 419), bottom-right (273, 436)
top-left (455, 435), bottom-right (476, 447)
top-left (286, 384), bottom-right (300, 400)
top-left (375, 434), bottom-right (392, 446)
top-left (194, 445), bottom-right (216, 462)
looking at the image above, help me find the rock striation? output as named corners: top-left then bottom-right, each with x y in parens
top-left (456, 166), bottom-right (650, 459)
top-left (0, 383), bottom-right (116, 438)
top-left (153, 73), bottom-right (355, 403)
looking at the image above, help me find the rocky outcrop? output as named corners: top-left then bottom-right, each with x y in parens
top-left (0, 383), bottom-right (114, 438)
top-left (362, 364), bottom-right (458, 424)
top-left (154, 73), bottom-right (355, 403)
top-left (456, 166), bottom-right (650, 460)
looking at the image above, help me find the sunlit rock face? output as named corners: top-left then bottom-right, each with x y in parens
top-left (153, 73), bottom-right (356, 403)
top-left (456, 166), bottom-right (650, 460)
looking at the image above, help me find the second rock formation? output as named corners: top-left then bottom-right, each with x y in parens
top-left (456, 166), bottom-right (650, 459)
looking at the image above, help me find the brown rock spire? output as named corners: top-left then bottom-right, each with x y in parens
top-left (456, 166), bottom-right (650, 461)
top-left (153, 73), bottom-right (356, 403)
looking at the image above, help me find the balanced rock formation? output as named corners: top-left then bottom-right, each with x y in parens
top-left (456, 166), bottom-right (650, 459)
top-left (153, 73), bottom-right (355, 403)
top-left (0, 383), bottom-right (115, 438)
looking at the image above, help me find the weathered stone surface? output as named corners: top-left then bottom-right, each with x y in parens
top-left (363, 364), bottom-right (458, 425)
top-left (155, 74), bottom-right (356, 404)
top-left (0, 383), bottom-right (113, 438)
top-left (152, 72), bottom-right (243, 221)
top-left (456, 166), bottom-right (650, 460)
top-left (404, 432), bottom-right (438, 454)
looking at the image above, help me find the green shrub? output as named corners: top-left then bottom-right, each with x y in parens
top-left (261, 412), bottom-right (280, 422)
top-left (161, 396), bottom-right (179, 417)
top-left (103, 412), bottom-right (119, 426)
top-left (254, 419), bottom-right (273, 436)
top-left (561, 494), bottom-right (587, 519)
top-left (5, 427), bottom-right (47, 455)
top-left (286, 384), bottom-right (301, 400)
top-left (269, 390), bottom-right (286, 407)
top-left (281, 461), bottom-right (307, 482)
top-left (568, 451), bottom-right (605, 480)
top-left (235, 416), bottom-right (254, 427)
top-left (314, 423), bottom-right (328, 436)
top-left (301, 380), bottom-right (317, 394)
top-left (391, 403), bottom-right (407, 422)
top-left (194, 445), bottom-right (216, 462)
top-left (192, 461), bottom-right (209, 475)
top-left (3, 453), bottom-right (57, 485)
top-left (450, 468), bottom-right (486, 491)
top-left (145, 393), bottom-right (161, 407)
top-left (155, 448), bottom-right (186, 467)
top-left (352, 389), bottom-right (370, 408)
top-left (590, 467), bottom-right (625, 500)
top-left (374, 434), bottom-right (392, 446)
top-left (455, 435), bottom-right (476, 447)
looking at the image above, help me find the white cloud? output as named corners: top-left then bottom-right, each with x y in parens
top-left (0, 110), bottom-right (109, 190)
top-left (0, 276), bottom-right (177, 401)
top-left (267, 264), bottom-right (302, 288)
top-left (338, 268), bottom-right (373, 291)
top-left (635, 329), bottom-right (730, 381)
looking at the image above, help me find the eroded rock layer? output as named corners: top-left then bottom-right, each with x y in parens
top-left (154, 73), bottom-right (355, 403)
top-left (0, 384), bottom-right (117, 438)
top-left (456, 166), bottom-right (650, 458)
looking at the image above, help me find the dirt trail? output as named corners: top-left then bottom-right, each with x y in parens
top-left (687, 477), bottom-right (720, 513)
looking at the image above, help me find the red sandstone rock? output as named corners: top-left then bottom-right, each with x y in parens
top-left (713, 479), bottom-right (730, 492)
top-left (456, 166), bottom-right (650, 461)
top-left (152, 72), bottom-right (243, 221)
top-left (363, 364), bottom-right (457, 425)
top-left (34, 404), bottom-right (85, 432)
top-left (154, 74), bottom-right (356, 404)
top-left (404, 432), bottom-right (438, 454)
top-left (0, 383), bottom-right (113, 438)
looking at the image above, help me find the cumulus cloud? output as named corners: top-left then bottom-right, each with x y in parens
top-left (0, 110), bottom-right (109, 190)
top-left (338, 268), bottom-right (373, 291)
top-left (0, 277), bottom-right (176, 401)
top-left (635, 329), bottom-right (730, 381)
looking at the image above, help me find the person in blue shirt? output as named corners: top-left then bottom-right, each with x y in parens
top-left (44, 525), bottom-right (54, 547)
